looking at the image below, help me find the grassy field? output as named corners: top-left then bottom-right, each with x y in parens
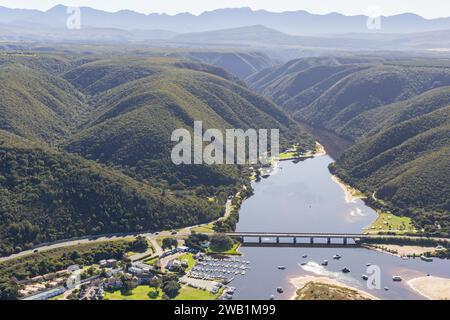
top-left (144, 257), bottom-right (159, 266)
top-left (191, 223), bottom-right (215, 233)
top-left (104, 286), bottom-right (162, 300)
top-left (207, 243), bottom-right (241, 255)
top-left (278, 151), bottom-right (299, 160)
top-left (366, 212), bottom-right (416, 234)
top-left (174, 286), bottom-right (220, 300)
top-left (104, 285), bottom-right (219, 300)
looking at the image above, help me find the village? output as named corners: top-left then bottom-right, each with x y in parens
top-left (18, 232), bottom-right (245, 301)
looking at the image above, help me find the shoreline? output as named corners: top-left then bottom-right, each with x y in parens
top-left (289, 275), bottom-right (379, 300)
top-left (407, 276), bottom-right (450, 300)
top-left (330, 174), bottom-right (365, 204)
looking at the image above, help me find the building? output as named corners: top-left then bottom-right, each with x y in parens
top-left (106, 259), bottom-right (118, 268)
top-left (167, 259), bottom-right (181, 271)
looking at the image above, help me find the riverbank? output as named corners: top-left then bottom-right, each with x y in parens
top-left (290, 275), bottom-right (379, 300)
top-left (407, 276), bottom-right (450, 300)
top-left (362, 244), bottom-right (437, 258)
top-left (331, 175), bottom-right (365, 203)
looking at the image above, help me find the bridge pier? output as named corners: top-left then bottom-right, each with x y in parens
top-left (276, 237), bottom-right (279, 244)
top-left (310, 237), bottom-right (314, 244)
top-left (343, 238), bottom-right (347, 245)
top-left (327, 237), bottom-right (331, 244)
top-left (258, 237), bottom-right (262, 244)
top-left (293, 237), bottom-right (297, 245)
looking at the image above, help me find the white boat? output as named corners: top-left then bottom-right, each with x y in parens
top-left (321, 260), bottom-right (328, 266)
top-left (392, 276), bottom-right (402, 282)
top-left (270, 295), bottom-right (274, 300)
top-left (341, 267), bottom-right (350, 273)
top-left (333, 254), bottom-right (341, 260)
top-left (302, 254), bottom-right (308, 258)
top-left (420, 255), bottom-right (433, 262)
top-left (361, 275), bottom-right (369, 280)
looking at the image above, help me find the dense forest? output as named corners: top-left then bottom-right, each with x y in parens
top-left (250, 57), bottom-right (450, 235)
top-left (0, 52), bottom-right (314, 256)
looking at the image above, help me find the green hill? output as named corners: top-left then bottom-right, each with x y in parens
top-left (0, 130), bottom-right (223, 256)
top-left (63, 58), bottom-right (313, 189)
top-left (250, 57), bottom-right (450, 235)
top-left (0, 59), bottom-right (86, 142)
top-left (0, 53), bottom-right (314, 255)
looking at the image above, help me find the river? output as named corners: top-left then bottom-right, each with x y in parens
top-left (230, 155), bottom-right (450, 300)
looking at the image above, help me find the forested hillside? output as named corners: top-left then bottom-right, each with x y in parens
top-left (250, 57), bottom-right (450, 235)
top-left (0, 129), bottom-right (224, 255)
top-left (0, 52), bottom-right (314, 255)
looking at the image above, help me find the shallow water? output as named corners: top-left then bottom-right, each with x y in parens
top-left (231, 156), bottom-right (450, 300)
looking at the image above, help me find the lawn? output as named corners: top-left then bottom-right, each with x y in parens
top-left (178, 253), bottom-right (196, 272)
top-left (104, 286), bottom-right (162, 300)
top-left (207, 243), bottom-right (241, 255)
top-left (191, 223), bottom-right (215, 233)
top-left (366, 212), bottom-right (416, 234)
top-left (278, 151), bottom-right (299, 160)
top-left (104, 285), bottom-right (219, 300)
top-left (174, 286), bottom-right (220, 300)
top-left (144, 256), bottom-right (159, 266)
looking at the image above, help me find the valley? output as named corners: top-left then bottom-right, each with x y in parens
top-left (1, 6), bottom-right (450, 301)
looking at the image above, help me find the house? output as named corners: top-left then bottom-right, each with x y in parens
top-left (104, 277), bottom-right (122, 289)
top-left (177, 246), bottom-right (189, 252)
top-left (181, 259), bottom-right (189, 267)
top-left (99, 260), bottom-right (107, 267)
top-left (128, 266), bottom-right (144, 275)
top-left (106, 259), bottom-right (118, 268)
top-left (167, 259), bottom-right (181, 271)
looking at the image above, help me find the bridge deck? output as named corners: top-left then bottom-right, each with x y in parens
top-left (224, 232), bottom-right (450, 242)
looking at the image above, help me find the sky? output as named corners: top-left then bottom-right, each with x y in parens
top-left (0, 0), bottom-right (449, 19)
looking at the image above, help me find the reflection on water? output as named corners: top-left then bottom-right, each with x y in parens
top-left (231, 156), bottom-right (450, 300)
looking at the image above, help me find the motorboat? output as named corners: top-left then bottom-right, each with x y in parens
top-left (333, 254), bottom-right (341, 260)
top-left (341, 267), bottom-right (350, 273)
top-left (321, 260), bottom-right (328, 266)
top-left (392, 276), bottom-right (402, 282)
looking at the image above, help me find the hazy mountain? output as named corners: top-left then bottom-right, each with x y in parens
top-left (2, 5), bottom-right (450, 35)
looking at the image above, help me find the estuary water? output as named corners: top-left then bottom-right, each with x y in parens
top-left (231, 155), bottom-right (450, 300)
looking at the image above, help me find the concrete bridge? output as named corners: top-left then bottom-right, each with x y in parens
top-left (223, 231), bottom-right (450, 246)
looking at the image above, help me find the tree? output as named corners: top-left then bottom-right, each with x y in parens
top-left (162, 280), bottom-right (181, 299)
top-left (130, 236), bottom-right (148, 252)
top-left (162, 237), bottom-right (178, 249)
top-left (210, 234), bottom-right (234, 252)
